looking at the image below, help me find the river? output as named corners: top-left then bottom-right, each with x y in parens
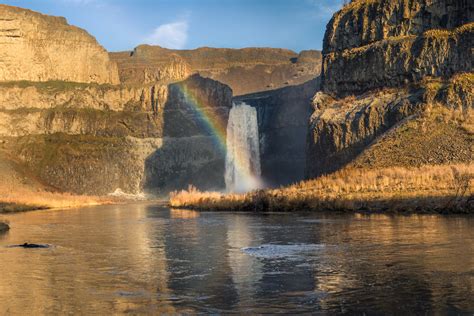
top-left (0, 203), bottom-right (473, 314)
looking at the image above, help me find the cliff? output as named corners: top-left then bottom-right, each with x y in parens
top-left (0, 5), bottom-right (119, 84)
top-left (322, 23), bottom-right (473, 96)
top-left (0, 4), bottom-right (241, 196)
top-left (110, 46), bottom-right (322, 95)
top-left (143, 75), bottom-right (233, 193)
top-left (307, 0), bottom-right (473, 179)
top-left (321, 0), bottom-right (473, 96)
top-left (236, 79), bottom-right (319, 187)
top-left (0, 75), bottom-right (231, 195)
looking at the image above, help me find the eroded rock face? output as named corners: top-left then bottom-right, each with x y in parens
top-left (236, 79), bottom-right (319, 186)
top-left (111, 46), bottom-right (322, 95)
top-left (143, 75), bottom-right (233, 193)
top-left (0, 5), bottom-right (119, 84)
top-left (323, 24), bottom-right (473, 96)
top-left (323, 0), bottom-right (473, 53)
top-left (0, 75), bottom-right (233, 195)
top-left (307, 89), bottom-right (423, 177)
top-left (306, 0), bottom-right (473, 179)
top-left (321, 0), bottom-right (473, 96)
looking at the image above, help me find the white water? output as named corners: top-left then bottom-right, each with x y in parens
top-left (225, 102), bottom-right (262, 192)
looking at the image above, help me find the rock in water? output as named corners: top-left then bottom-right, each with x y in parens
top-left (11, 243), bottom-right (49, 249)
top-left (0, 222), bottom-right (9, 233)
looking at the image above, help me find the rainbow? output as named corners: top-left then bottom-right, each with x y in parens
top-left (176, 81), bottom-right (262, 192)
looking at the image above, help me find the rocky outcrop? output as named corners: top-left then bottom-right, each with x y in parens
top-left (144, 75), bottom-right (233, 193)
top-left (307, 0), bottom-right (473, 179)
top-left (323, 23), bottom-right (473, 96)
top-left (0, 5), bottom-right (119, 84)
top-left (111, 46), bottom-right (322, 95)
top-left (0, 75), bottom-right (232, 195)
top-left (0, 82), bottom-right (166, 137)
top-left (0, 222), bottom-right (9, 233)
top-left (323, 0), bottom-right (473, 53)
top-left (236, 79), bottom-right (319, 186)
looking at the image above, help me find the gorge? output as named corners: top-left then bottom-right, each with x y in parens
top-left (0, 3), bottom-right (323, 202)
top-left (1, 0), bottom-right (473, 314)
top-left (0, 0), bottom-right (472, 211)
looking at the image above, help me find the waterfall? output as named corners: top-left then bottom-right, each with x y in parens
top-left (225, 102), bottom-right (262, 192)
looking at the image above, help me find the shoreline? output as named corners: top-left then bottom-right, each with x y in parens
top-left (170, 164), bottom-right (474, 215)
top-left (0, 198), bottom-right (169, 215)
top-left (169, 195), bottom-right (473, 215)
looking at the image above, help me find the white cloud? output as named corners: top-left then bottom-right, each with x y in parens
top-left (144, 19), bottom-right (189, 49)
top-left (61, 0), bottom-right (97, 5)
top-left (59, 0), bottom-right (107, 8)
top-left (305, 0), bottom-right (344, 19)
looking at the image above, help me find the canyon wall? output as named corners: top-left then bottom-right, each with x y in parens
top-left (111, 46), bottom-right (321, 95)
top-left (0, 5), bottom-right (119, 84)
top-left (0, 75), bottom-right (231, 195)
top-left (307, 0), bottom-right (473, 179)
top-left (0, 5), bottom-right (234, 195)
top-left (236, 79), bottom-right (319, 187)
top-left (143, 75), bottom-right (233, 193)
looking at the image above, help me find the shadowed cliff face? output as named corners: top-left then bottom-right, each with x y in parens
top-left (143, 75), bottom-right (233, 194)
top-left (0, 5), bottom-right (119, 84)
top-left (236, 78), bottom-right (320, 187)
top-left (110, 46), bottom-right (322, 96)
top-left (306, 0), bottom-right (474, 179)
top-left (0, 75), bottom-right (232, 195)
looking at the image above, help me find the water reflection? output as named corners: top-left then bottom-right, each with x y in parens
top-left (0, 205), bottom-right (473, 314)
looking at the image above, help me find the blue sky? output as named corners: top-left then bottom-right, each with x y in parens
top-left (2, 0), bottom-right (345, 52)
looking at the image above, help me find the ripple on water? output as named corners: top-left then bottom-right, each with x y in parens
top-left (242, 244), bottom-right (324, 259)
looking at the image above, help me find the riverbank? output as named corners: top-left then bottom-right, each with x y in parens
top-left (0, 151), bottom-right (120, 213)
top-left (0, 189), bottom-right (120, 214)
top-left (170, 164), bottom-right (474, 214)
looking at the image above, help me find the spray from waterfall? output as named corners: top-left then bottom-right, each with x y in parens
top-left (225, 102), bottom-right (262, 193)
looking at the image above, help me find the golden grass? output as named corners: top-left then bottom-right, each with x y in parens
top-left (170, 164), bottom-right (474, 213)
top-left (0, 185), bottom-right (117, 213)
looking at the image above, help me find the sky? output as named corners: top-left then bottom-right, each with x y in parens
top-left (2, 0), bottom-right (345, 52)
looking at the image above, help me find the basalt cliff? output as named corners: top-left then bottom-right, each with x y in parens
top-left (1, 1), bottom-right (471, 200)
top-left (0, 4), bottom-right (321, 196)
top-left (111, 46), bottom-right (321, 95)
top-left (0, 5), bottom-right (118, 84)
top-left (306, 0), bottom-right (473, 178)
top-left (0, 5), bottom-right (235, 195)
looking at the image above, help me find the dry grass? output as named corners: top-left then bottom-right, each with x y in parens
top-left (170, 164), bottom-right (474, 213)
top-left (0, 185), bottom-right (117, 213)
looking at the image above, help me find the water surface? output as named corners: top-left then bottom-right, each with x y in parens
top-left (1, 204), bottom-right (473, 314)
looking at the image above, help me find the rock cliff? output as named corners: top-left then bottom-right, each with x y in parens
top-left (0, 5), bottom-right (240, 195)
top-left (0, 75), bottom-right (231, 195)
top-left (236, 79), bottom-right (319, 186)
top-left (111, 46), bottom-right (321, 95)
top-left (307, 0), bottom-right (473, 179)
top-left (143, 75), bottom-right (233, 193)
top-left (0, 5), bottom-right (119, 84)
top-left (321, 0), bottom-right (473, 96)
